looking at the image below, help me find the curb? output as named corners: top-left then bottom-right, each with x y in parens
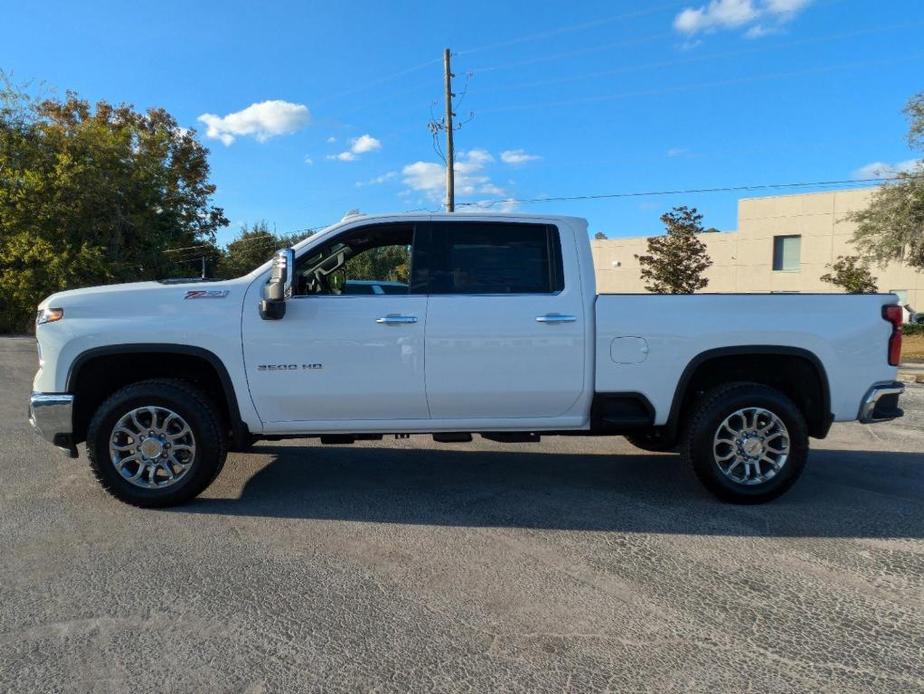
top-left (898, 372), bottom-right (924, 385)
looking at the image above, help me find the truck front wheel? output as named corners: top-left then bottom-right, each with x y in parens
top-left (683, 382), bottom-right (808, 504)
top-left (86, 379), bottom-right (227, 508)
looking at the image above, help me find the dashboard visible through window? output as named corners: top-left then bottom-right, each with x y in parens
top-left (293, 224), bottom-right (414, 296)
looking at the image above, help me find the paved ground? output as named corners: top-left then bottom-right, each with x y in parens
top-left (2, 336), bottom-right (923, 693)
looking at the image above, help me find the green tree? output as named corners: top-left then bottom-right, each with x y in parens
top-left (0, 80), bottom-right (227, 332)
top-left (820, 255), bottom-right (879, 293)
top-left (850, 92), bottom-right (924, 269)
top-left (217, 221), bottom-right (315, 279)
top-left (340, 245), bottom-right (410, 283)
top-left (594, 231), bottom-right (608, 240)
top-left (635, 206), bottom-right (712, 293)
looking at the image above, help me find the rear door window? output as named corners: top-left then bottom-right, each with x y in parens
top-left (425, 222), bottom-right (563, 294)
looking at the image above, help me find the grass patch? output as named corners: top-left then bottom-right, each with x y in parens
top-left (904, 333), bottom-right (924, 363)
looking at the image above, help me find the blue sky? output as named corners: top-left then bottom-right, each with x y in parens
top-left (4, 0), bottom-right (924, 245)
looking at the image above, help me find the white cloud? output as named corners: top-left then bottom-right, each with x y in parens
top-left (356, 171), bottom-right (398, 187)
top-left (478, 183), bottom-right (506, 195)
top-left (401, 149), bottom-right (506, 202)
top-left (350, 134), bottom-right (381, 154)
top-left (326, 136), bottom-right (337, 143)
top-left (666, 147), bottom-right (690, 157)
top-left (458, 148), bottom-right (494, 169)
top-left (304, 156), bottom-right (314, 165)
top-left (401, 161), bottom-right (445, 196)
top-left (328, 133), bottom-right (382, 161)
top-left (500, 149), bottom-right (542, 165)
top-left (744, 24), bottom-right (773, 38)
top-left (853, 159), bottom-right (921, 180)
top-left (673, 0), bottom-right (811, 38)
top-left (765, 0), bottom-right (810, 15)
top-left (674, 0), bottom-right (757, 34)
top-left (197, 100), bottom-right (310, 145)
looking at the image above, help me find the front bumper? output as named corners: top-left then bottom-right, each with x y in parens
top-left (858, 382), bottom-right (905, 423)
top-left (29, 392), bottom-right (77, 456)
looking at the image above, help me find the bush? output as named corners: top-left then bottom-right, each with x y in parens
top-left (904, 322), bottom-right (924, 336)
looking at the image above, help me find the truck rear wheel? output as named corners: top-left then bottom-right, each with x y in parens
top-left (682, 382), bottom-right (808, 504)
top-left (86, 379), bottom-right (226, 508)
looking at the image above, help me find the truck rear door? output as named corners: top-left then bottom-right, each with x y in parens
top-left (422, 221), bottom-right (586, 421)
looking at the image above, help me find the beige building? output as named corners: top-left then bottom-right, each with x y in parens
top-left (591, 187), bottom-right (924, 314)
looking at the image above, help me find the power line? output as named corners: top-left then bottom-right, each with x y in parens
top-left (315, 3), bottom-right (677, 109)
top-left (314, 57), bottom-right (443, 105)
top-left (469, 32), bottom-right (672, 75)
top-left (161, 226), bottom-right (322, 255)
top-left (476, 52), bottom-right (924, 114)
top-left (479, 20), bottom-right (924, 92)
top-left (457, 3), bottom-right (681, 56)
top-left (457, 175), bottom-right (917, 208)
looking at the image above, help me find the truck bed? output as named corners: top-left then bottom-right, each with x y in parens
top-left (594, 293), bottom-right (898, 425)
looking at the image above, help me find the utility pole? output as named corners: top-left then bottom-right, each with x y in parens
top-left (443, 48), bottom-right (455, 212)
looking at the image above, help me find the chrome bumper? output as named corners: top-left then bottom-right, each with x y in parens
top-left (858, 382), bottom-right (904, 423)
top-left (29, 392), bottom-right (77, 456)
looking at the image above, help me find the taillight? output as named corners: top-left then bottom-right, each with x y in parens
top-left (882, 305), bottom-right (903, 366)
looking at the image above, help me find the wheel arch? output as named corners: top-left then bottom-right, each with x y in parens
top-left (67, 344), bottom-right (248, 448)
top-left (666, 346), bottom-right (832, 440)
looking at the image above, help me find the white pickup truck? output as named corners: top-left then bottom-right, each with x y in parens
top-left (30, 213), bottom-right (906, 507)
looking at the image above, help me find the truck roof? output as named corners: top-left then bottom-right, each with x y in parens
top-left (339, 211), bottom-right (587, 225)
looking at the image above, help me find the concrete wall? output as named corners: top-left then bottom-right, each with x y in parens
top-left (591, 188), bottom-right (924, 313)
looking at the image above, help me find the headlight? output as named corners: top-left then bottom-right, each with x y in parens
top-left (36, 307), bottom-right (64, 325)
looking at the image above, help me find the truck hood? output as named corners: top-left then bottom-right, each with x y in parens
top-left (38, 279), bottom-right (249, 318)
top-left (40, 281), bottom-right (167, 308)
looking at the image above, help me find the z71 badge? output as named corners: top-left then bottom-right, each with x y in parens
top-left (184, 289), bottom-right (229, 299)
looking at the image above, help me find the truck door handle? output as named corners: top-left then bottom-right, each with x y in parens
top-left (536, 313), bottom-right (577, 323)
top-left (376, 314), bottom-right (418, 324)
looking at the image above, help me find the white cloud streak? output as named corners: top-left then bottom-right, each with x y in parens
top-left (197, 100), bottom-right (310, 145)
top-left (853, 159), bottom-right (921, 180)
top-left (500, 149), bottom-right (542, 165)
top-left (328, 134), bottom-right (382, 161)
top-left (673, 0), bottom-right (811, 38)
top-left (356, 171), bottom-right (398, 187)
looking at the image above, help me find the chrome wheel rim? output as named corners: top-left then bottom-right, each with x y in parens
top-left (712, 407), bottom-right (789, 486)
top-left (109, 406), bottom-right (196, 489)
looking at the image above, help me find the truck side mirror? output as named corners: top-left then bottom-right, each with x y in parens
top-left (259, 248), bottom-right (295, 320)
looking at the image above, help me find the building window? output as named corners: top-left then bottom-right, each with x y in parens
top-left (772, 235), bottom-right (801, 272)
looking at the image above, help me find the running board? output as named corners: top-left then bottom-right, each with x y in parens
top-left (480, 432), bottom-right (541, 443)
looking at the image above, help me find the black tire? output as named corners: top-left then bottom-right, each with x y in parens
top-left (624, 430), bottom-right (677, 453)
top-left (682, 382), bottom-right (808, 504)
top-left (86, 379), bottom-right (227, 508)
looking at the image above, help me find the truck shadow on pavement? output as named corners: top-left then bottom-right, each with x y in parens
top-left (176, 444), bottom-right (924, 538)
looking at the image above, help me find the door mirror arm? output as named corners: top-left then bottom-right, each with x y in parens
top-left (259, 248), bottom-right (295, 320)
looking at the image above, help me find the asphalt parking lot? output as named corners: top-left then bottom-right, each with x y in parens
top-left (2, 336), bottom-right (923, 693)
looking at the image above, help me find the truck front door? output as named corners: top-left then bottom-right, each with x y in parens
top-left (242, 222), bottom-right (429, 427)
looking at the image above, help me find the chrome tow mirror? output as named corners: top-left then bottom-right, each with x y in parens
top-left (259, 248), bottom-right (295, 320)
